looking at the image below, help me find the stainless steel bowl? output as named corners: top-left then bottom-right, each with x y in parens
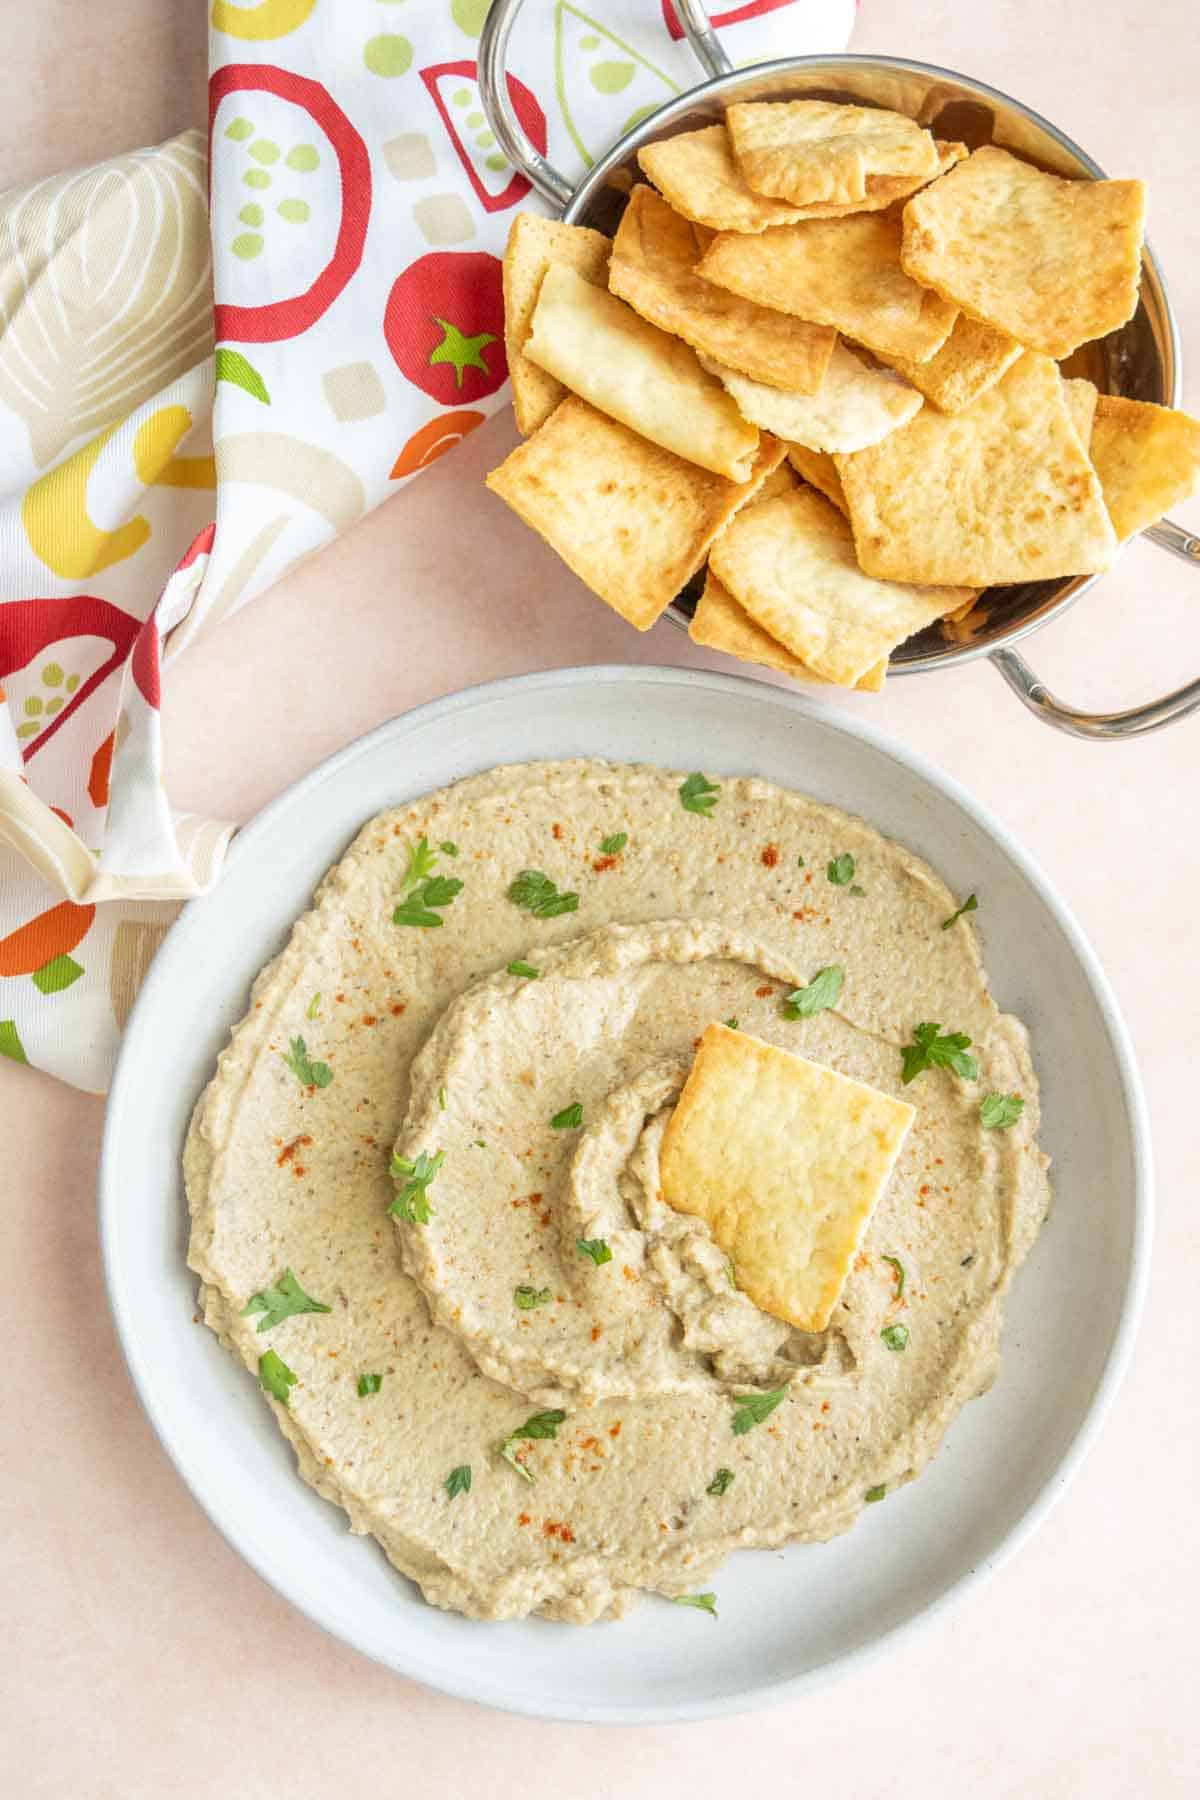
top-left (480, 0), bottom-right (1200, 737)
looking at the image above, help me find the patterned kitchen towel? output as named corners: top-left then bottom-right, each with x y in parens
top-left (0, 0), bottom-right (855, 1090)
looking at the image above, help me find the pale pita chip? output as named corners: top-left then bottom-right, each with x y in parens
top-left (778, 139), bottom-right (967, 220)
top-left (525, 263), bottom-right (759, 480)
top-left (702, 340), bottom-right (922, 453)
top-left (881, 314), bottom-right (1023, 414)
top-left (660, 1022), bottom-right (915, 1332)
top-left (1062, 377), bottom-right (1099, 449)
top-left (786, 444), bottom-right (847, 513)
top-left (709, 486), bottom-right (972, 686)
top-left (608, 184), bottom-right (834, 394)
top-left (755, 462), bottom-right (800, 502)
top-left (502, 213), bottom-right (610, 435)
top-left (485, 397), bottom-right (785, 631)
top-left (837, 353), bottom-right (1119, 585)
top-left (697, 213), bottom-right (959, 364)
top-left (901, 146), bottom-right (1146, 359)
top-left (690, 571), bottom-right (886, 691)
top-left (638, 123), bottom-right (814, 234)
top-left (1087, 394), bottom-right (1200, 541)
top-left (726, 101), bottom-right (940, 209)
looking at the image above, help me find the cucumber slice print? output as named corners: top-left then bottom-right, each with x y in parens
top-left (209, 64), bottom-right (371, 343)
top-left (554, 2), bottom-right (679, 168)
top-left (420, 60), bottom-right (547, 213)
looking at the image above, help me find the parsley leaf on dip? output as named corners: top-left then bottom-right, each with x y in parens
top-left (514, 1284), bottom-right (552, 1309)
top-left (241, 1268), bottom-right (331, 1332)
top-left (724, 1016), bottom-right (739, 1030)
top-left (881, 1254), bottom-right (905, 1298)
top-left (508, 869), bottom-right (580, 918)
top-left (782, 963), bottom-right (844, 1019)
top-left (507, 960), bottom-right (540, 978)
top-left (357, 1373), bottom-right (383, 1396)
top-left (305, 992), bottom-right (322, 1019)
top-left (388, 1148), bottom-right (444, 1222)
top-left (942, 893), bottom-right (978, 930)
top-left (865, 1484), bottom-right (887, 1503)
top-left (900, 1022), bottom-right (979, 1084)
top-left (440, 840), bottom-right (459, 857)
top-left (980, 1092), bottom-right (1025, 1129)
top-left (551, 1102), bottom-right (584, 1130)
top-left (707, 1468), bottom-right (735, 1496)
top-left (881, 1323), bottom-right (910, 1352)
top-left (281, 1035), bottom-right (332, 1088)
top-left (392, 836), bottom-right (463, 928)
top-left (445, 1464), bottom-right (472, 1498)
top-left (673, 1592), bottom-right (718, 1616)
top-left (599, 832), bottom-right (628, 855)
top-left (577, 1238), bottom-right (612, 1266)
top-left (827, 853), bottom-right (855, 885)
top-left (731, 1386), bottom-right (788, 1435)
top-left (678, 772), bottom-right (720, 816)
top-left (258, 1349), bottom-right (297, 1405)
top-left (498, 1409), bottom-right (567, 1483)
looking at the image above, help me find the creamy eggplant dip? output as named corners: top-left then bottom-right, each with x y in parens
top-left (186, 760), bottom-right (1048, 1623)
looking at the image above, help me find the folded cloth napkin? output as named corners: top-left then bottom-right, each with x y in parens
top-left (0, 0), bottom-right (854, 1090)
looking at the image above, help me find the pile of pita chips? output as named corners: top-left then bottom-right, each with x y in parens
top-left (487, 101), bottom-right (1200, 690)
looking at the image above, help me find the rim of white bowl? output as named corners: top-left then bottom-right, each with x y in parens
top-left (99, 665), bottom-right (1153, 1723)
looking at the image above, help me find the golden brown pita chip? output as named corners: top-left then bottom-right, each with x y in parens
top-left (690, 571), bottom-right (886, 690)
top-left (660, 1023), bottom-right (915, 1332)
top-left (726, 101), bottom-right (940, 209)
top-left (779, 140), bottom-right (968, 220)
top-left (697, 213), bottom-right (958, 364)
top-left (608, 185), bottom-right (834, 394)
top-left (485, 397), bottom-right (785, 631)
top-left (786, 444), bottom-right (847, 513)
top-left (880, 314), bottom-right (1023, 414)
top-left (836, 353), bottom-right (1118, 585)
top-left (702, 340), bottom-right (922, 453)
top-left (755, 462), bottom-right (800, 503)
top-left (524, 263), bottom-right (759, 480)
top-left (502, 213), bottom-right (610, 435)
top-left (901, 146), bottom-right (1145, 359)
top-left (1087, 394), bottom-right (1200, 541)
top-left (638, 123), bottom-right (814, 234)
top-left (709, 486), bottom-right (972, 686)
top-left (1062, 377), bottom-right (1099, 449)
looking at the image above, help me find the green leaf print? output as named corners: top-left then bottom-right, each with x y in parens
top-left (215, 347), bottom-right (271, 405)
top-left (554, 2), bottom-right (678, 169)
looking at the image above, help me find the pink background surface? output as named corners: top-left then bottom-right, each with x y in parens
top-left (3, 4), bottom-right (1198, 1793)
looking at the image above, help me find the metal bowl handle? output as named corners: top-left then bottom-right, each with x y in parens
top-left (991, 520), bottom-right (1200, 736)
top-left (479, 0), bottom-right (731, 208)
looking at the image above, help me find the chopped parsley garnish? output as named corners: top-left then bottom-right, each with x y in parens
top-left (849, 883), bottom-right (867, 897)
top-left (881, 1323), bottom-right (910, 1352)
top-left (599, 832), bottom-right (628, 855)
top-left (827, 853), bottom-right (855, 886)
top-left (865, 1484), bottom-right (887, 1504)
top-left (724, 1256), bottom-right (738, 1290)
top-left (679, 772), bottom-right (720, 816)
top-left (281, 1034), bottom-right (332, 1088)
top-left (258, 1349), bottom-right (297, 1406)
top-left (241, 1268), bottom-right (331, 1333)
top-left (514, 1284), bottom-right (552, 1310)
top-left (444, 1464), bottom-right (472, 1499)
top-left (900, 1022), bottom-right (979, 1084)
top-left (440, 840), bottom-right (459, 857)
top-left (437, 1087), bottom-right (447, 1112)
top-left (673, 1592), bottom-right (717, 1617)
top-left (941, 893), bottom-right (978, 930)
top-left (724, 1016), bottom-right (739, 1030)
top-left (388, 1147), bottom-right (444, 1223)
top-left (881, 1254), bottom-right (905, 1298)
top-left (507, 868), bottom-right (580, 918)
top-left (357, 1373), bottom-right (383, 1396)
top-left (731, 1386), bottom-right (788, 1435)
top-left (707, 1468), bottom-right (735, 1496)
top-left (782, 963), bottom-right (844, 1019)
top-left (306, 992), bottom-right (322, 1019)
top-left (980, 1092), bottom-right (1025, 1129)
top-left (507, 960), bottom-right (540, 978)
top-left (392, 836), bottom-right (463, 928)
top-left (576, 1237), bottom-right (612, 1266)
top-left (551, 1101), bottom-right (583, 1130)
top-left (796, 854), bottom-right (805, 868)
top-left (498, 1409), bottom-right (567, 1483)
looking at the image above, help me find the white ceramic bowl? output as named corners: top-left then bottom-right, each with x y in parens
top-left (100, 667), bottom-right (1151, 1722)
